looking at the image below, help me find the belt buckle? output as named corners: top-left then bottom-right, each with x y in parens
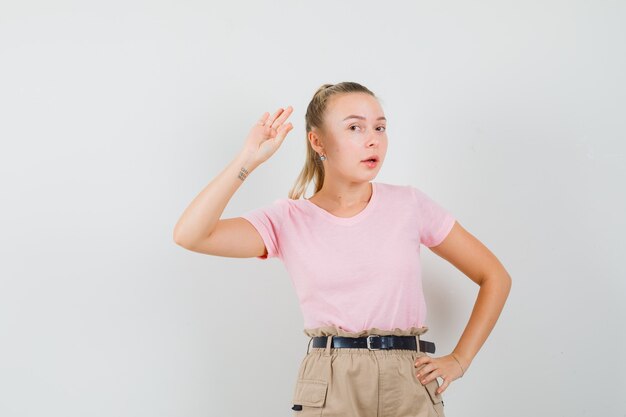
top-left (366, 334), bottom-right (381, 350)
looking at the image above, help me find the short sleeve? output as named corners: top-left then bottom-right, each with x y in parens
top-left (411, 186), bottom-right (456, 247)
top-left (239, 198), bottom-right (286, 260)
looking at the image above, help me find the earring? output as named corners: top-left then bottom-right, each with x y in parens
top-left (319, 154), bottom-right (326, 161)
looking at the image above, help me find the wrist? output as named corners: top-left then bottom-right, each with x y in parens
top-left (450, 351), bottom-right (471, 376)
top-left (235, 149), bottom-right (259, 172)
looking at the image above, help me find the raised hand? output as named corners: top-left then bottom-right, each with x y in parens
top-left (241, 106), bottom-right (294, 168)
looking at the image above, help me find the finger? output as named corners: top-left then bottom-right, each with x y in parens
top-left (272, 106), bottom-right (293, 129)
top-left (422, 368), bottom-right (443, 385)
top-left (274, 122), bottom-right (293, 144)
top-left (416, 364), bottom-right (437, 383)
top-left (270, 105), bottom-right (293, 129)
top-left (257, 111), bottom-right (270, 125)
top-left (265, 108), bottom-right (284, 127)
top-left (437, 378), bottom-right (449, 395)
top-left (414, 354), bottom-right (431, 367)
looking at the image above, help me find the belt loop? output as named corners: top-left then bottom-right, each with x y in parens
top-left (415, 335), bottom-right (421, 353)
top-left (306, 337), bottom-right (313, 355)
top-left (324, 335), bottom-right (333, 356)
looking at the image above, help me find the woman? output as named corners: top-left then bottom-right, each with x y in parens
top-left (173, 82), bottom-right (512, 417)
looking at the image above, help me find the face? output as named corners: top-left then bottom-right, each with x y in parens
top-left (310, 92), bottom-right (388, 182)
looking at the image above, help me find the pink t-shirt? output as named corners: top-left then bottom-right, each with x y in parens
top-left (240, 181), bottom-right (456, 333)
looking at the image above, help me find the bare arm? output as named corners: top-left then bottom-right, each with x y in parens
top-left (172, 149), bottom-right (258, 246)
top-left (414, 221), bottom-right (512, 394)
top-left (173, 106), bottom-right (294, 249)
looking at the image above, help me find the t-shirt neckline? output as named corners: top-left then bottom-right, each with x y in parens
top-left (303, 182), bottom-right (378, 225)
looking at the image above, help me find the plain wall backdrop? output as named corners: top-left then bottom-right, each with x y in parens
top-left (1, 1), bottom-right (624, 416)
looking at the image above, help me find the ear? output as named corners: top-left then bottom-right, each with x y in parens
top-left (308, 130), bottom-right (325, 154)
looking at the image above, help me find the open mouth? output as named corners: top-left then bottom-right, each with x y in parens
top-left (361, 157), bottom-right (379, 168)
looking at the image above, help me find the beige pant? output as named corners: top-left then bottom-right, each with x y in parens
top-left (291, 326), bottom-right (445, 417)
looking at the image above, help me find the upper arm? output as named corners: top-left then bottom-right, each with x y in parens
top-left (429, 221), bottom-right (510, 286)
top-left (175, 217), bottom-right (268, 258)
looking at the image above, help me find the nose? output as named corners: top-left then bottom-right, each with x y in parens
top-left (366, 132), bottom-right (380, 147)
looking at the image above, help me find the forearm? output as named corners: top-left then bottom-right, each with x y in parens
top-left (451, 271), bottom-right (512, 373)
top-left (173, 149), bottom-right (258, 245)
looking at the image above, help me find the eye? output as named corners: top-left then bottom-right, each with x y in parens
top-left (349, 124), bottom-right (386, 132)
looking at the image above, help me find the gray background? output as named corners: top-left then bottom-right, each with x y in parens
top-left (1, 1), bottom-right (624, 416)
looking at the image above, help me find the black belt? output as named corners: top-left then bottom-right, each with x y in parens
top-left (311, 335), bottom-right (436, 353)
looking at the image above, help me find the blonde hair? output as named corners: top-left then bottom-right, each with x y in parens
top-left (287, 82), bottom-right (378, 200)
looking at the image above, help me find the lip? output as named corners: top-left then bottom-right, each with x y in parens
top-left (361, 155), bottom-right (379, 162)
top-left (361, 160), bottom-right (379, 168)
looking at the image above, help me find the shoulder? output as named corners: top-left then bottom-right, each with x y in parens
top-left (242, 196), bottom-right (292, 220)
top-left (262, 196), bottom-right (306, 218)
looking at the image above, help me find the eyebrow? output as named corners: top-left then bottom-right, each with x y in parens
top-left (342, 115), bottom-right (387, 122)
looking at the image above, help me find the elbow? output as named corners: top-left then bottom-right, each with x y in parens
top-left (499, 272), bottom-right (512, 297)
top-left (173, 222), bottom-right (183, 245)
top-left (173, 226), bottom-right (181, 245)
top-left (173, 222), bottom-right (193, 248)
top-left (174, 235), bottom-right (195, 251)
top-left (173, 233), bottom-right (185, 248)
top-left (173, 228), bottom-right (190, 248)
top-left (480, 270), bottom-right (512, 291)
top-left (173, 229), bottom-right (210, 251)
